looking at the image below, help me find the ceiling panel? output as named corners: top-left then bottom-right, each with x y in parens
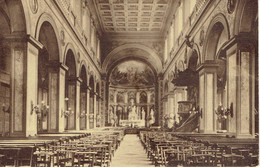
top-left (95, 0), bottom-right (171, 33)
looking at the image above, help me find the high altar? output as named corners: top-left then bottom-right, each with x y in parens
top-left (107, 61), bottom-right (157, 127)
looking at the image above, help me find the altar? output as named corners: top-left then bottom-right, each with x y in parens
top-left (119, 120), bottom-right (145, 127)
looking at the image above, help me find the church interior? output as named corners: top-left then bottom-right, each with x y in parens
top-left (0, 0), bottom-right (258, 166)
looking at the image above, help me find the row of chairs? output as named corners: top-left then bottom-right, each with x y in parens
top-left (0, 130), bottom-right (125, 167)
top-left (140, 131), bottom-right (259, 166)
top-left (34, 132), bottom-right (124, 167)
top-left (0, 134), bottom-right (91, 166)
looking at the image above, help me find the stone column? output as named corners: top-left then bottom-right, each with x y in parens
top-left (58, 64), bottom-right (68, 132)
top-left (100, 78), bottom-right (106, 127)
top-left (198, 63), bottom-right (218, 133)
top-left (3, 35), bottom-right (42, 137)
top-left (226, 39), bottom-right (256, 138)
top-left (168, 94), bottom-right (174, 116)
top-left (86, 87), bottom-right (90, 129)
top-left (93, 92), bottom-right (97, 128)
top-left (80, 83), bottom-right (87, 130)
top-left (7, 39), bottom-right (26, 137)
top-left (136, 92), bottom-right (140, 104)
top-left (98, 95), bottom-right (101, 127)
top-left (66, 77), bottom-right (78, 130)
top-left (47, 62), bottom-right (62, 132)
top-left (158, 76), bottom-right (164, 126)
top-left (124, 91), bottom-right (128, 103)
top-left (114, 91), bottom-right (117, 104)
top-left (75, 78), bottom-right (82, 131)
top-left (162, 97), bottom-right (168, 126)
top-left (25, 36), bottom-right (43, 136)
top-left (147, 91), bottom-right (151, 104)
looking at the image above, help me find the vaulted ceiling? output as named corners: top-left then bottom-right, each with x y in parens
top-left (88, 0), bottom-right (176, 75)
top-left (91, 0), bottom-right (174, 36)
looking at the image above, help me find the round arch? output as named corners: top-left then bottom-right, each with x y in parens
top-left (38, 22), bottom-right (59, 61)
top-left (203, 13), bottom-right (230, 62)
top-left (234, 0), bottom-right (258, 34)
top-left (35, 13), bottom-right (61, 61)
top-left (89, 75), bottom-right (95, 91)
top-left (79, 60), bottom-right (88, 81)
top-left (106, 57), bottom-right (158, 82)
top-left (187, 43), bottom-right (201, 67)
top-left (64, 43), bottom-right (78, 77)
top-left (102, 44), bottom-right (162, 73)
top-left (65, 49), bottom-right (77, 77)
top-left (187, 49), bottom-right (199, 71)
top-left (79, 65), bottom-right (87, 84)
top-left (96, 82), bottom-right (100, 95)
top-left (140, 91), bottom-right (148, 104)
top-left (20, 0), bottom-right (31, 34)
top-left (5, 0), bottom-right (27, 33)
top-left (0, 8), bottom-right (11, 34)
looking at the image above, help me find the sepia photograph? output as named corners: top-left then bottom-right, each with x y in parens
top-left (0, 0), bottom-right (258, 166)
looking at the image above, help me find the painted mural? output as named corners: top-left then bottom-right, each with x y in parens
top-left (110, 60), bottom-right (154, 87)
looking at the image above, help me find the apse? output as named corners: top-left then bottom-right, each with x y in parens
top-left (107, 60), bottom-right (157, 127)
top-left (109, 60), bottom-right (155, 88)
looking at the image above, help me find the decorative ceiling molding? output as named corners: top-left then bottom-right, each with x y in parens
top-left (90, 0), bottom-right (175, 36)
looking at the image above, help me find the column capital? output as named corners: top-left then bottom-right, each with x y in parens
top-left (197, 61), bottom-right (219, 72)
top-left (222, 32), bottom-right (257, 52)
top-left (76, 77), bottom-right (83, 83)
top-left (60, 64), bottom-right (69, 71)
top-left (67, 77), bottom-right (83, 84)
top-left (27, 35), bottom-right (44, 50)
top-left (48, 61), bottom-right (69, 71)
top-left (173, 86), bottom-right (187, 92)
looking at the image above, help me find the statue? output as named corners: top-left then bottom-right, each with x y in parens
top-left (167, 113), bottom-right (174, 128)
top-left (129, 105), bottom-right (137, 120)
top-left (149, 108), bottom-right (155, 126)
top-left (141, 107), bottom-right (145, 120)
top-left (109, 110), bottom-right (115, 126)
top-left (128, 99), bottom-right (138, 120)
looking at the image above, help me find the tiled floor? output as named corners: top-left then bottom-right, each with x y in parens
top-left (110, 134), bottom-right (154, 167)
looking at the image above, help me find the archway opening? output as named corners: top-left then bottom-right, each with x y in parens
top-left (65, 50), bottom-right (77, 130)
top-left (202, 18), bottom-right (229, 133)
top-left (79, 66), bottom-right (87, 130)
top-left (205, 22), bottom-right (227, 61)
top-left (37, 21), bottom-right (60, 132)
top-left (96, 83), bottom-right (101, 127)
top-left (0, 10), bottom-right (11, 136)
top-left (89, 76), bottom-right (95, 129)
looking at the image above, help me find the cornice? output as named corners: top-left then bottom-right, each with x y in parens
top-left (87, 0), bottom-right (103, 36)
top-left (162, 0), bottom-right (179, 38)
top-left (102, 32), bottom-right (164, 41)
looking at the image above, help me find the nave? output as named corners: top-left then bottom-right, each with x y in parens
top-left (110, 134), bottom-right (153, 167)
top-left (0, 0), bottom-right (258, 166)
top-left (0, 127), bottom-right (258, 167)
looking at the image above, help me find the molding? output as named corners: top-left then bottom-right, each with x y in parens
top-left (27, 35), bottom-right (43, 49)
top-left (102, 32), bottom-right (163, 40)
top-left (197, 61), bottom-right (219, 72)
top-left (60, 63), bottom-right (69, 71)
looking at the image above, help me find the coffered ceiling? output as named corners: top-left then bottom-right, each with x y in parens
top-left (91, 0), bottom-right (174, 35)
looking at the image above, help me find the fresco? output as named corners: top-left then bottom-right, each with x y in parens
top-left (110, 60), bottom-right (154, 87)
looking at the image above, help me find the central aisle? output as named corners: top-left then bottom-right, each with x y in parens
top-left (110, 134), bottom-right (154, 167)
